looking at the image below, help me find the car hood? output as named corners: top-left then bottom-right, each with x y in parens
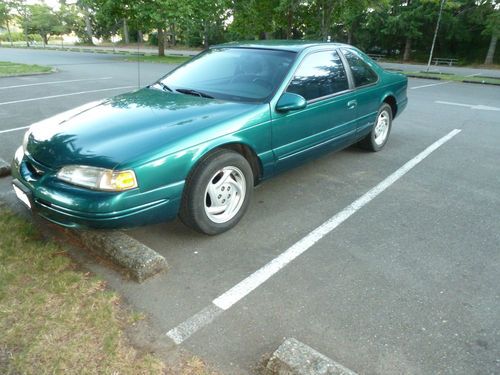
top-left (25, 88), bottom-right (261, 169)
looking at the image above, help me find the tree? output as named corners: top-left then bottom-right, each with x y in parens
top-left (275, 0), bottom-right (303, 39)
top-left (27, 4), bottom-right (60, 46)
top-left (0, 0), bottom-right (17, 46)
top-left (189, 0), bottom-right (229, 48)
top-left (75, 0), bottom-right (95, 44)
top-left (336, 0), bottom-right (388, 45)
top-left (14, 1), bottom-right (31, 47)
top-left (313, 0), bottom-right (339, 41)
top-left (483, 8), bottom-right (499, 64)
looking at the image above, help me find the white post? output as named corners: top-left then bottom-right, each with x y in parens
top-left (426, 0), bottom-right (446, 72)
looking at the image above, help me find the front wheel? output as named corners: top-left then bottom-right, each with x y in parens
top-left (359, 103), bottom-right (393, 152)
top-left (179, 149), bottom-right (253, 235)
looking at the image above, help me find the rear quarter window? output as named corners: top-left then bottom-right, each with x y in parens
top-left (341, 49), bottom-right (378, 87)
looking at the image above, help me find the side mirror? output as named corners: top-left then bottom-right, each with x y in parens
top-left (275, 92), bottom-right (307, 112)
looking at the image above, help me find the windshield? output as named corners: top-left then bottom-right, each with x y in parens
top-left (158, 48), bottom-right (296, 103)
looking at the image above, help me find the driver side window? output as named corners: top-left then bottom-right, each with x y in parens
top-left (286, 50), bottom-right (349, 101)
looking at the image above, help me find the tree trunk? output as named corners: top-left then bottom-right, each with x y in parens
top-left (157, 28), bottom-right (165, 56)
top-left (24, 22), bottom-right (29, 47)
top-left (42, 34), bottom-right (48, 47)
top-left (347, 29), bottom-right (353, 45)
top-left (83, 7), bottom-right (93, 45)
top-left (484, 33), bottom-right (497, 65)
top-left (171, 23), bottom-right (176, 46)
top-left (286, 10), bottom-right (293, 39)
top-left (123, 19), bottom-right (130, 44)
top-left (203, 20), bottom-right (209, 49)
top-left (320, 8), bottom-right (326, 41)
top-left (6, 20), bottom-right (13, 46)
top-left (138, 31), bottom-right (143, 44)
top-left (403, 37), bottom-right (412, 62)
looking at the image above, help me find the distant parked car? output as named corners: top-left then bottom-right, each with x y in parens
top-left (12, 41), bottom-right (407, 235)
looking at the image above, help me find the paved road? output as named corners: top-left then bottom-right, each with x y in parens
top-left (380, 61), bottom-right (500, 78)
top-left (1, 49), bottom-right (499, 375)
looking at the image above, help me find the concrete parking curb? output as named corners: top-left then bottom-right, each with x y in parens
top-left (462, 79), bottom-right (500, 86)
top-left (0, 69), bottom-right (57, 79)
top-left (266, 338), bottom-right (358, 375)
top-left (1, 44), bottom-right (198, 57)
top-left (0, 185), bottom-right (166, 282)
top-left (69, 229), bottom-right (168, 282)
top-left (0, 158), bottom-right (11, 177)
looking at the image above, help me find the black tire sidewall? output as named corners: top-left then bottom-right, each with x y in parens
top-left (182, 150), bottom-right (254, 235)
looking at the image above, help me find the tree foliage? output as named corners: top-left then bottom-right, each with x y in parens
top-left (7, 0), bottom-right (498, 64)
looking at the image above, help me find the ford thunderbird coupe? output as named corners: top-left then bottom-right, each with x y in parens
top-left (12, 41), bottom-right (407, 235)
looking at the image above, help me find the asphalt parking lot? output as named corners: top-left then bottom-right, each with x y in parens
top-left (1, 48), bottom-right (499, 374)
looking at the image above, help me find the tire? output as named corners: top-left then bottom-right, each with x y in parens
top-left (179, 149), bottom-right (254, 235)
top-left (359, 103), bottom-right (393, 152)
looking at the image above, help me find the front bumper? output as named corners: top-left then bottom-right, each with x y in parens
top-left (11, 153), bottom-right (184, 229)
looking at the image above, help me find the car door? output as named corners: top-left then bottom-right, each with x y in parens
top-left (271, 49), bottom-right (358, 171)
top-left (339, 48), bottom-right (381, 136)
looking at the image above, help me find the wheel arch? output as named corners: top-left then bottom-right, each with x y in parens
top-left (381, 94), bottom-right (398, 118)
top-left (217, 142), bottom-right (263, 186)
top-left (187, 140), bottom-right (264, 187)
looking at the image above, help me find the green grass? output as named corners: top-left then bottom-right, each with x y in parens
top-left (0, 205), bottom-right (223, 375)
top-left (0, 206), bottom-right (165, 374)
top-left (401, 71), bottom-right (500, 85)
top-left (122, 55), bottom-right (191, 64)
top-left (0, 61), bottom-right (52, 77)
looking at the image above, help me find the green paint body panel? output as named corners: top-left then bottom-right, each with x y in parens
top-left (12, 41), bottom-right (407, 229)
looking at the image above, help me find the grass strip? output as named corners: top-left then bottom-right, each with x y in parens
top-left (402, 71), bottom-right (500, 85)
top-left (122, 55), bottom-right (191, 64)
top-left (0, 61), bottom-right (52, 77)
top-left (0, 206), bottom-right (165, 374)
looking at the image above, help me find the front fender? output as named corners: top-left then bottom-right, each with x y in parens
top-left (124, 106), bottom-right (274, 193)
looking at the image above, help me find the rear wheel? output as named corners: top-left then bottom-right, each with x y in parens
top-left (359, 103), bottom-right (393, 151)
top-left (179, 149), bottom-right (253, 235)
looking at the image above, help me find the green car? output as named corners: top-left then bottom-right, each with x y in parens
top-left (12, 41), bottom-right (407, 235)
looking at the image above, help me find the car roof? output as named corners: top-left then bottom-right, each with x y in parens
top-left (211, 40), bottom-right (350, 53)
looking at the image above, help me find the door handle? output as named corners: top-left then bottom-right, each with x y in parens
top-left (347, 100), bottom-right (357, 109)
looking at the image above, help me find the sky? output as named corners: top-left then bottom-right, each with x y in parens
top-left (25, 0), bottom-right (74, 10)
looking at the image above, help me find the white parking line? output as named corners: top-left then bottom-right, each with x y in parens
top-left (0, 86), bottom-right (135, 106)
top-left (436, 101), bottom-right (500, 111)
top-left (0, 77), bottom-right (113, 90)
top-left (410, 81), bottom-right (450, 90)
top-left (167, 305), bottom-right (223, 345)
top-left (0, 125), bottom-right (30, 134)
top-left (166, 128), bottom-right (462, 344)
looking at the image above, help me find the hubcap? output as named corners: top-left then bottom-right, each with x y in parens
top-left (374, 110), bottom-right (390, 146)
top-left (204, 166), bottom-right (246, 224)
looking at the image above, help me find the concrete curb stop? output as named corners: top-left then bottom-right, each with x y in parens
top-left (0, 187), bottom-right (167, 282)
top-left (266, 338), bottom-right (358, 375)
top-left (70, 229), bottom-right (168, 282)
top-left (0, 159), bottom-right (11, 177)
top-left (462, 79), bottom-right (500, 86)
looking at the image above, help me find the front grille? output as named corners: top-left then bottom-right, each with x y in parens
top-left (36, 198), bottom-right (52, 207)
top-left (26, 161), bottom-right (45, 177)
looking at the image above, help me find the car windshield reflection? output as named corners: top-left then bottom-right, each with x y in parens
top-left (159, 48), bottom-right (296, 103)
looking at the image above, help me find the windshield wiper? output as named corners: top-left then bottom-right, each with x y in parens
top-left (149, 82), bottom-right (173, 92)
top-left (176, 88), bottom-right (214, 99)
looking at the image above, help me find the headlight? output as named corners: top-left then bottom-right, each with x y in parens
top-left (57, 165), bottom-right (138, 191)
top-left (22, 130), bottom-right (31, 152)
top-left (14, 146), bottom-right (24, 166)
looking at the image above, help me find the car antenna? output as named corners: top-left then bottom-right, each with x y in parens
top-left (137, 40), bottom-right (141, 88)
